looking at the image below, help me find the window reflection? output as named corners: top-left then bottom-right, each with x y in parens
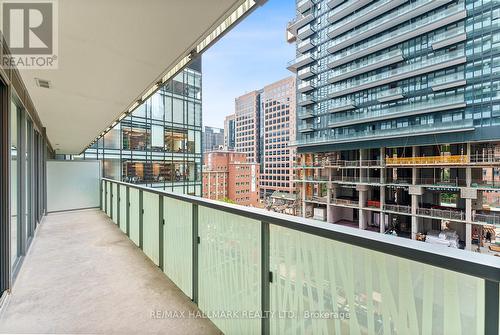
top-left (122, 161), bottom-right (197, 183)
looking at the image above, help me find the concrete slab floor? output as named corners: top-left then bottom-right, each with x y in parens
top-left (0, 209), bottom-right (221, 335)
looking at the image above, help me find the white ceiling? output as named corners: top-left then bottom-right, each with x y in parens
top-left (19, 0), bottom-right (245, 154)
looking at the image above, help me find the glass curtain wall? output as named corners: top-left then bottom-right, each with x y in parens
top-left (8, 93), bottom-right (47, 279)
top-left (82, 60), bottom-right (203, 196)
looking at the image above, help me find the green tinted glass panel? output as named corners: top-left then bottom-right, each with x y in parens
top-left (198, 206), bottom-right (261, 335)
top-left (119, 186), bottom-right (127, 233)
top-left (269, 225), bottom-right (485, 335)
top-left (101, 181), bottom-right (106, 211)
top-left (163, 197), bottom-right (192, 298)
top-left (129, 188), bottom-right (140, 245)
top-left (106, 181), bottom-right (111, 216)
top-left (143, 191), bottom-right (160, 265)
top-left (111, 183), bottom-right (118, 224)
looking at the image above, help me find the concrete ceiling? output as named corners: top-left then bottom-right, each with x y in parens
top-left (18, 0), bottom-right (245, 154)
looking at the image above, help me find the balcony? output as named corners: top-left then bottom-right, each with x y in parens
top-left (298, 122), bottom-right (315, 132)
top-left (297, 108), bottom-right (315, 120)
top-left (328, 99), bottom-right (356, 113)
top-left (327, 0), bottom-right (452, 53)
top-left (287, 52), bottom-right (316, 72)
top-left (328, 94), bottom-right (466, 128)
top-left (327, 5), bottom-right (467, 67)
top-left (327, 0), bottom-right (406, 39)
top-left (327, 49), bottom-right (404, 82)
top-left (297, 23), bottom-right (316, 40)
top-left (331, 198), bottom-right (359, 207)
top-left (287, 13), bottom-right (314, 35)
top-left (298, 93), bottom-right (316, 106)
top-left (298, 80), bottom-right (316, 93)
top-left (377, 87), bottom-right (405, 103)
top-left (432, 72), bottom-right (467, 91)
top-left (431, 27), bottom-right (467, 50)
top-left (417, 207), bottom-right (466, 221)
top-left (298, 65), bottom-right (316, 79)
top-left (328, 50), bottom-right (467, 98)
top-left (384, 204), bottom-right (412, 215)
top-left (473, 213), bottom-right (500, 226)
top-left (327, 0), bottom-right (373, 24)
top-left (294, 119), bottom-right (475, 147)
top-left (326, 0), bottom-right (344, 9)
top-left (297, 37), bottom-right (316, 53)
top-left (297, 0), bottom-right (315, 13)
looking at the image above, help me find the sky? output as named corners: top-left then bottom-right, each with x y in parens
top-left (202, 0), bottom-right (295, 129)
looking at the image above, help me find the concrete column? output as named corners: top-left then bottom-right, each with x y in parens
top-left (357, 184), bottom-right (369, 230)
top-left (360, 149), bottom-right (367, 182)
top-left (465, 198), bottom-right (472, 251)
top-left (380, 147), bottom-right (386, 184)
top-left (327, 169), bottom-right (332, 223)
top-left (411, 195), bottom-right (419, 240)
top-left (380, 186), bottom-right (386, 233)
top-left (301, 182), bottom-right (306, 218)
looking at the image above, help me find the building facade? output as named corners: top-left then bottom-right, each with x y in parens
top-left (235, 91), bottom-right (261, 163)
top-left (288, 0), bottom-right (500, 251)
top-left (81, 59), bottom-right (203, 195)
top-left (203, 126), bottom-right (224, 152)
top-left (202, 151), bottom-right (260, 206)
top-left (223, 114), bottom-right (236, 150)
top-left (260, 77), bottom-right (297, 197)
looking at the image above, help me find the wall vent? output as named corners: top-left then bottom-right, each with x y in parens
top-left (35, 78), bottom-right (51, 89)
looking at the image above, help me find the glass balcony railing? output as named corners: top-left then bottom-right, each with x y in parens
top-left (292, 119), bottom-right (474, 146)
top-left (327, 5), bottom-right (466, 67)
top-left (328, 49), bottom-right (466, 98)
top-left (297, 108), bottom-right (314, 119)
top-left (287, 52), bottom-right (316, 71)
top-left (328, 99), bottom-right (356, 113)
top-left (329, 0), bottom-right (443, 52)
top-left (377, 87), bottom-right (404, 102)
top-left (327, 0), bottom-right (372, 24)
top-left (101, 178), bottom-right (497, 335)
top-left (430, 27), bottom-right (467, 49)
top-left (431, 72), bottom-right (466, 91)
top-left (297, 37), bottom-right (315, 53)
top-left (287, 13), bottom-right (314, 35)
top-left (298, 122), bottom-right (314, 132)
top-left (298, 65), bottom-right (316, 79)
top-left (298, 80), bottom-right (315, 93)
top-left (297, 93), bottom-right (316, 106)
top-left (384, 204), bottom-right (412, 214)
top-left (297, 0), bottom-right (314, 13)
top-left (297, 23), bottom-right (315, 39)
top-left (327, 0), bottom-right (402, 39)
top-left (329, 94), bottom-right (465, 127)
top-left (328, 49), bottom-right (404, 83)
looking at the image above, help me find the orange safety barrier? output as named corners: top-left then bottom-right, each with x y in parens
top-left (386, 155), bottom-right (469, 165)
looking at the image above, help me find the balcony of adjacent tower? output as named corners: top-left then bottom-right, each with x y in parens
top-left (327, 0), bottom-right (407, 40)
top-left (287, 52), bottom-right (316, 72)
top-left (327, 0), bottom-right (453, 53)
top-left (286, 12), bottom-right (314, 36)
top-left (297, 93), bottom-right (316, 106)
top-left (297, 0), bottom-right (315, 14)
top-left (297, 65), bottom-right (316, 80)
top-left (297, 37), bottom-right (316, 53)
top-left (297, 79), bottom-right (316, 93)
top-left (326, 0), bottom-right (373, 24)
top-left (327, 4), bottom-right (467, 67)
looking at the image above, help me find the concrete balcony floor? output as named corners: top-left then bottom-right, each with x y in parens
top-left (0, 209), bottom-right (220, 334)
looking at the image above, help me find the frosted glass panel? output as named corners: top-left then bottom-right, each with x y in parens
top-left (129, 189), bottom-right (140, 245)
top-left (143, 192), bottom-right (160, 265)
top-left (106, 181), bottom-right (111, 216)
top-left (198, 206), bottom-right (261, 335)
top-left (163, 197), bottom-right (192, 298)
top-left (111, 183), bottom-right (118, 224)
top-left (47, 161), bottom-right (101, 212)
top-left (269, 225), bottom-right (485, 335)
top-left (119, 186), bottom-right (127, 233)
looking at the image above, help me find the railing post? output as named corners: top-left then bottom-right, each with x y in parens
top-left (110, 182), bottom-right (113, 220)
top-left (485, 279), bottom-right (499, 335)
top-left (159, 196), bottom-right (164, 271)
top-left (100, 179), bottom-right (103, 210)
top-left (139, 190), bottom-right (143, 250)
top-left (192, 204), bottom-right (199, 304)
top-left (261, 221), bottom-right (270, 335)
top-left (104, 181), bottom-right (108, 214)
top-left (116, 184), bottom-right (120, 226)
top-left (126, 186), bottom-right (130, 237)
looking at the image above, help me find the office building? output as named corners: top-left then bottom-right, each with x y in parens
top-left (223, 113), bottom-right (236, 150)
top-left (202, 151), bottom-right (260, 206)
top-left (81, 60), bottom-right (202, 196)
top-left (260, 76), bottom-right (297, 197)
top-left (235, 90), bottom-right (261, 163)
top-left (287, 0), bottom-right (500, 251)
top-left (203, 126), bottom-right (224, 152)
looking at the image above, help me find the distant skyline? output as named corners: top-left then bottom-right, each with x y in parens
top-left (202, 0), bottom-right (295, 129)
